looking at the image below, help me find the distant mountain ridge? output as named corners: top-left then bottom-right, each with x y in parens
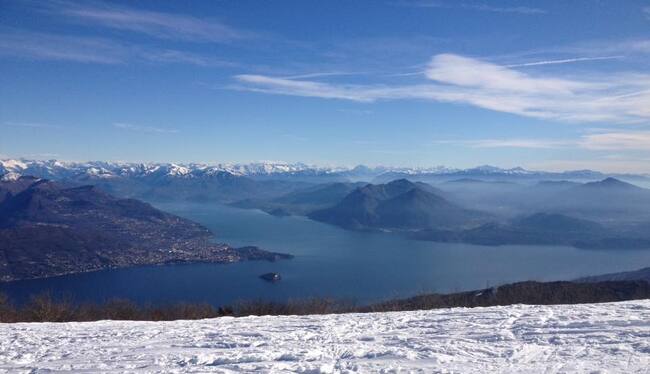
top-left (2, 159), bottom-right (648, 183)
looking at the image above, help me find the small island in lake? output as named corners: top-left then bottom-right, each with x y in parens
top-left (260, 272), bottom-right (282, 282)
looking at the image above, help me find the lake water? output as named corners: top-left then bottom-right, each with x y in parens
top-left (3, 202), bottom-right (650, 306)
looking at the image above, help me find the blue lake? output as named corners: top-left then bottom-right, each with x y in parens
top-left (3, 202), bottom-right (650, 306)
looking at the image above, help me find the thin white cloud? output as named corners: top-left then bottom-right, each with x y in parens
top-left (580, 131), bottom-right (650, 151)
top-left (52, 1), bottom-right (249, 43)
top-left (396, 1), bottom-right (546, 14)
top-left (233, 53), bottom-right (650, 124)
top-left (282, 72), bottom-right (367, 80)
top-left (142, 49), bottom-right (233, 67)
top-left (505, 56), bottom-right (624, 68)
top-left (424, 54), bottom-right (597, 94)
top-left (437, 131), bottom-right (650, 152)
top-left (462, 4), bottom-right (546, 14)
top-left (0, 30), bottom-right (230, 66)
top-left (113, 123), bottom-right (178, 134)
top-left (644, 6), bottom-right (650, 20)
top-left (436, 139), bottom-right (574, 149)
top-left (3, 122), bottom-right (62, 129)
top-left (0, 32), bottom-right (125, 64)
top-left (233, 74), bottom-right (382, 102)
top-left (530, 39), bottom-right (650, 59)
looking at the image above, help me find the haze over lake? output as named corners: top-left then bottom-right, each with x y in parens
top-left (3, 202), bottom-right (650, 306)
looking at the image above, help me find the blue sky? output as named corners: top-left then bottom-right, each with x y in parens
top-left (1, 0), bottom-right (650, 172)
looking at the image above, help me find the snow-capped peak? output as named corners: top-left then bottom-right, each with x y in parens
top-left (1, 158), bottom-right (644, 182)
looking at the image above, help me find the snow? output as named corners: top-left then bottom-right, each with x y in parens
top-left (2, 158), bottom-right (648, 181)
top-left (1, 300), bottom-right (649, 372)
top-left (0, 159), bottom-right (28, 171)
top-left (0, 172), bottom-right (21, 181)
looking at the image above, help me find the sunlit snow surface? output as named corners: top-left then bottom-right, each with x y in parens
top-left (1, 301), bottom-right (649, 373)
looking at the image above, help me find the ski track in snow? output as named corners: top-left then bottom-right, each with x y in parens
top-left (1, 301), bottom-right (649, 373)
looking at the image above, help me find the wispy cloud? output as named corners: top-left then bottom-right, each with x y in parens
top-left (521, 39), bottom-right (650, 60)
top-left (233, 74), bottom-right (381, 102)
top-left (396, 1), bottom-right (546, 15)
top-left (644, 6), bottom-right (650, 20)
top-left (113, 123), bottom-right (178, 134)
top-left (233, 53), bottom-right (650, 124)
top-left (3, 122), bottom-right (62, 129)
top-left (505, 56), bottom-right (624, 68)
top-left (141, 49), bottom-right (233, 67)
top-left (282, 72), bottom-right (367, 80)
top-left (50, 1), bottom-right (250, 43)
top-left (437, 131), bottom-right (650, 152)
top-left (435, 139), bottom-right (574, 149)
top-left (0, 31), bottom-right (125, 64)
top-left (580, 131), bottom-right (650, 151)
top-left (462, 4), bottom-right (546, 14)
top-left (0, 30), bottom-right (231, 66)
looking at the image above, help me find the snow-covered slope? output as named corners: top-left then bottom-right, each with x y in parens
top-left (1, 300), bottom-right (649, 372)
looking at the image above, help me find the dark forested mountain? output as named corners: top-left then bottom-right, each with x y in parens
top-left (0, 177), bottom-right (290, 282)
top-left (0, 176), bottom-right (41, 204)
top-left (309, 179), bottom-right (487, 231)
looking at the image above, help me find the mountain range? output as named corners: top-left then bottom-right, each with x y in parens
top-left (2, 159), bottom-right (648, 184)
top-left (237, 177), bottom-right (650, 249)
top-left (3, 159), bottom-right (650, 251)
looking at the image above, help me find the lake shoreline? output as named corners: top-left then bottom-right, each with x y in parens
top-left (2, 202), bottom-right (649, 308)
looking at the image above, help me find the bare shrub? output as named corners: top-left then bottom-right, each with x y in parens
top-left (24, 293), bottom-right (75, 322)
top-left (0, 293), bottom-right (17, 322)
top-left (1, 280), bottom-right (648, 322)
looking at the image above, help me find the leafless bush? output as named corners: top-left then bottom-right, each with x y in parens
top-left (1, 280), bottom-right (648, 323)
top-left (232, 298), bottom-right (355, 316)
top-left (24, 293), bottom-right (75, 322)
top-left (0, 293), bottom-right (17, 322)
